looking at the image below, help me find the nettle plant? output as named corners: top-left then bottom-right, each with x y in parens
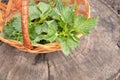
top-left (1, 1), bottom-right (98, 55)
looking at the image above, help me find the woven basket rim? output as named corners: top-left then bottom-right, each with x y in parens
top-left (0, 34), bottom-right (83, 53)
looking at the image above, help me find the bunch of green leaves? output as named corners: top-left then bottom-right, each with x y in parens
top-left (1, 1), bottom-right (98, 55)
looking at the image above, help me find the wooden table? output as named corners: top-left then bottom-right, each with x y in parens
top-left (0, 0), bottom-right (120, 80)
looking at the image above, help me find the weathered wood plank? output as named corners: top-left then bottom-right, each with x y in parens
top-left (101, 0), bottom-right (120, 14)
top-left (0, 44), bottom-right (48, 80)
top-left (46, 0), bottom-right (120, 80)
top-left (0, 0), bottom-right (120, 80)
top-left (103, 1), bottom-right (120, 79)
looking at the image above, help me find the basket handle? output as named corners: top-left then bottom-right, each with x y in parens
top-left (21, 0), bottom-right (33, 49)
top-left (0, 12), bottom-right (3, 32)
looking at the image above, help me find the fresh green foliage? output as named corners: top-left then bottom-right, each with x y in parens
top-left (29, 5), bottom-right (41, 20)
top-left (58, 35), bottom-right (79, 56)
top-left (1, 14), bottom-right (23, 42)
top-left (1, 1), bottom-right (98, 55)
top-left (74, 16), bottom-right (98, 35)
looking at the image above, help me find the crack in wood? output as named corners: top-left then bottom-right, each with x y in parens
top-left (117, 40), bottom-right (120, 48)
top-left (32, 54), bottom-right (51, 80)
top-left (118, 10), bottom-right (120, 14)
top-left (46, 58), bottom-right (50, 80)
top-left (33, 54), bottom-right (46, 65)
top-left (100, 0), bottom-right (120, 15)
top-left (107, 69), bottom-right (120, 80)
top-left (99, 0), bottom-right (120, 17)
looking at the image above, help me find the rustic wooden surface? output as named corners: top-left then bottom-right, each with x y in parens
top-left (0, 0), bottom-right (120, 80)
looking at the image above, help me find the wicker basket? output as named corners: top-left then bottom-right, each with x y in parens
top-left (0, 0), bottom-right (90, 54)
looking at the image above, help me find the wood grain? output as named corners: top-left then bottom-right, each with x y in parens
top-left (0, 0), bottom-right (120, 80)
top-left (101, 0), bottom-right (120, 15)
top-left (0, 44), bottom-right (48, 80)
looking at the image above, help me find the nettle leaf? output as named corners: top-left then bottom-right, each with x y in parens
top-left (3, 21), bottom-right (15, 38)
top-left (61, 6), bottom-right (74, 23)
top-left (29, 5), bottom-right (41, 20)
top-left (34, 35), bottom-right (45, 41)
top-left (29, 24), bottom-right (38, 40)
top-left (74, 15), bottom-right (98, 35)
top-left (37, 2), bottom-right (52, 22)
top-left (58, 20), bottom-right (66, 28)
top-left (35, 23), bottom-right (48, 34)
top-left (32, 34), bottom-right (46, 44)
top-left (2, 15), bottom-right (22, 40)
top-left (45, 33), bottom-right (58, 42)
top-left (12, 14), bottom-right (22, 32)
top-left (74, 15), bottom-right (87, 27)
top-left (58, 35), bottom-right (79, 56)
top-left (37, 2), bottom-right (51, 14)
top-left (56, 2), bottom-right (74, 23)
top-left (53, 7), bottom-right (61, 16)
top-left (46, 20), bottom-right (58, 42)
top-left (46, 20), bottom-right (58, 31)
top-left (49, 8), bottom-right (61, 20)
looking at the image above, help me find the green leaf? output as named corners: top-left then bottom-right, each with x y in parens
top-left (3, 23), bottom-right (15, 38)
top-left (32, 35), bottom-right (45, 44)
top-left (58, 20), bottom-right (66, 28)
top-left (12, 14), bottom-right (22, 32)
top-left (55, 2), bottom-right (74, 23)
top-left (68, 35), bottom-right (79, 50)
top-left (37, 2), bottom-right (52, 23)
top-left (61, 6), bottom-right (74, 23)
top-left (37, 2), bottom-right (51, 14)
top-left (1, 13), bottom-right (22, 41)
top-left (35, 23), bottom-right (48, 34)
top-left (46, 20), bottom-right (58, 42)
top-left (29, 5), bottom-right (41, 20)
top-left (29, 24), bottom-right (38, 40)
top-left (58, 35), bottom-right (79, 56)
top-left (49, 8), bottom-right (61, 20)
top-left (45, 32), bottom-right (58, 42)
top-left (74, 15), bottom-right (98, 35)
top-left (46, 20), bottom-right (58, 31)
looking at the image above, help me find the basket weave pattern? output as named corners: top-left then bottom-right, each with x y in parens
top-left (0, 0), bottom-right (90, 54)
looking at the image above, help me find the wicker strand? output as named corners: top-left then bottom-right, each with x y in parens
top-left (0, 12), bottom-right (3, 32)
top-left (5, 0), bottom-right (12, 16)
top-left (0, 2), bottom-right (6, 10)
